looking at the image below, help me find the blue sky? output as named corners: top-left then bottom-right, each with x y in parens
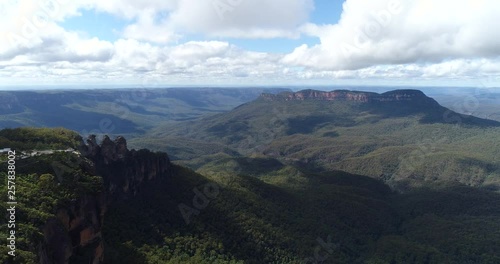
top-left (60, 9), bottom-right (127, 42)
top-left (0, 0), bottom-right (499, 88)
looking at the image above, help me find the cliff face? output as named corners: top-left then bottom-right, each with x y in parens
top-left (40, 135), bottom-right (173, 264)
top-left (84, 135), bottom-right (172, 199)
top-left (261, 89), bottom-right (439, 105)
top-left (40, 193), bottom-right (107, 264)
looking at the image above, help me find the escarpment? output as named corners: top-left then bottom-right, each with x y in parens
top-left (261, 89), bottom-right (441, 106)
top-left (40, 135), bottom-right (173, 264)
top-left (83, 135), bottom-right (172, 199)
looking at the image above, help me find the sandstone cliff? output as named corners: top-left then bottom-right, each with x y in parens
top-left (261, 89), bottom-right (440, 106)
top-left (84, 135), bottom-right (172, 199)
top-left (39, 135), bottom-right (173, 264)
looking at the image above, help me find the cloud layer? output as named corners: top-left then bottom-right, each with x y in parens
top-left (284, 0), bottom-right (500, 70)
top-left (0, 0), bottom-right (499, 87)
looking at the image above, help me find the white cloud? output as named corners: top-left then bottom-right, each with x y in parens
top-left (283, 0), bottom-right (500, 71)
top-left (1, 0), bottom-right (500, 87)
top-left (0, 29), bottom-right (291, 86)
top-left (60, 0), bottom-right (312, 40)
top-left (0, 20), bottom-right (114, 67)
top-left (1, 0), bottom-right (314, 45)
top-left (122, 10), bottom-right (180, 44)
top-left (88, 0), bottom-right (178, 19)
top-left (167, 0), bottom-right (313, 38)
top-left (100, 0), bottom-right (313, 40)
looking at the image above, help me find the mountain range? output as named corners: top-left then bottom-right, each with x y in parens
top-left (133, 89), bottom-right (500, 191)
top-left (0, 88), bottom-right (290, 136)
top-left (1, 88), bottom-right (500, 263)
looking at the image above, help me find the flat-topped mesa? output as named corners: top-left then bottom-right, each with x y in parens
top-left (261, 89), bottom-right (437, 104)
top-left (377, 90), bottom-right (431, 102)
top-left (261, 89), bottom-right (374, 102)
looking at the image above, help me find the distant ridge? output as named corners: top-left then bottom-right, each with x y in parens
top-left (260, 89), bottom-right (500, 127)
top-left (260, 89), bottom-right (440, 105)
top-left (127, 88), bottom-right (500, 195)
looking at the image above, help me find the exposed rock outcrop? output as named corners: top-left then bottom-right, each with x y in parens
top-left (40, 135), bottom-right (173, 264)
top-left (83, 135), bottom-right (172, 198)
top-left (261, 89), bottom-right (440, 105)
top-left (40, 194), bottom-right (107, 264)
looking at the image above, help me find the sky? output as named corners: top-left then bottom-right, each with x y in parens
top-left (0, 0), bottom-right (499, 88)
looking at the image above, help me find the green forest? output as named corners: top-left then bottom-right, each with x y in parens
top-left (1, 127), bottom-right (499, 263)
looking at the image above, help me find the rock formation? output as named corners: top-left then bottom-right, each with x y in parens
top-left (261, 89), bottom-right (440, 105)
top-left (40, 135), bottom-right (173, 264)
